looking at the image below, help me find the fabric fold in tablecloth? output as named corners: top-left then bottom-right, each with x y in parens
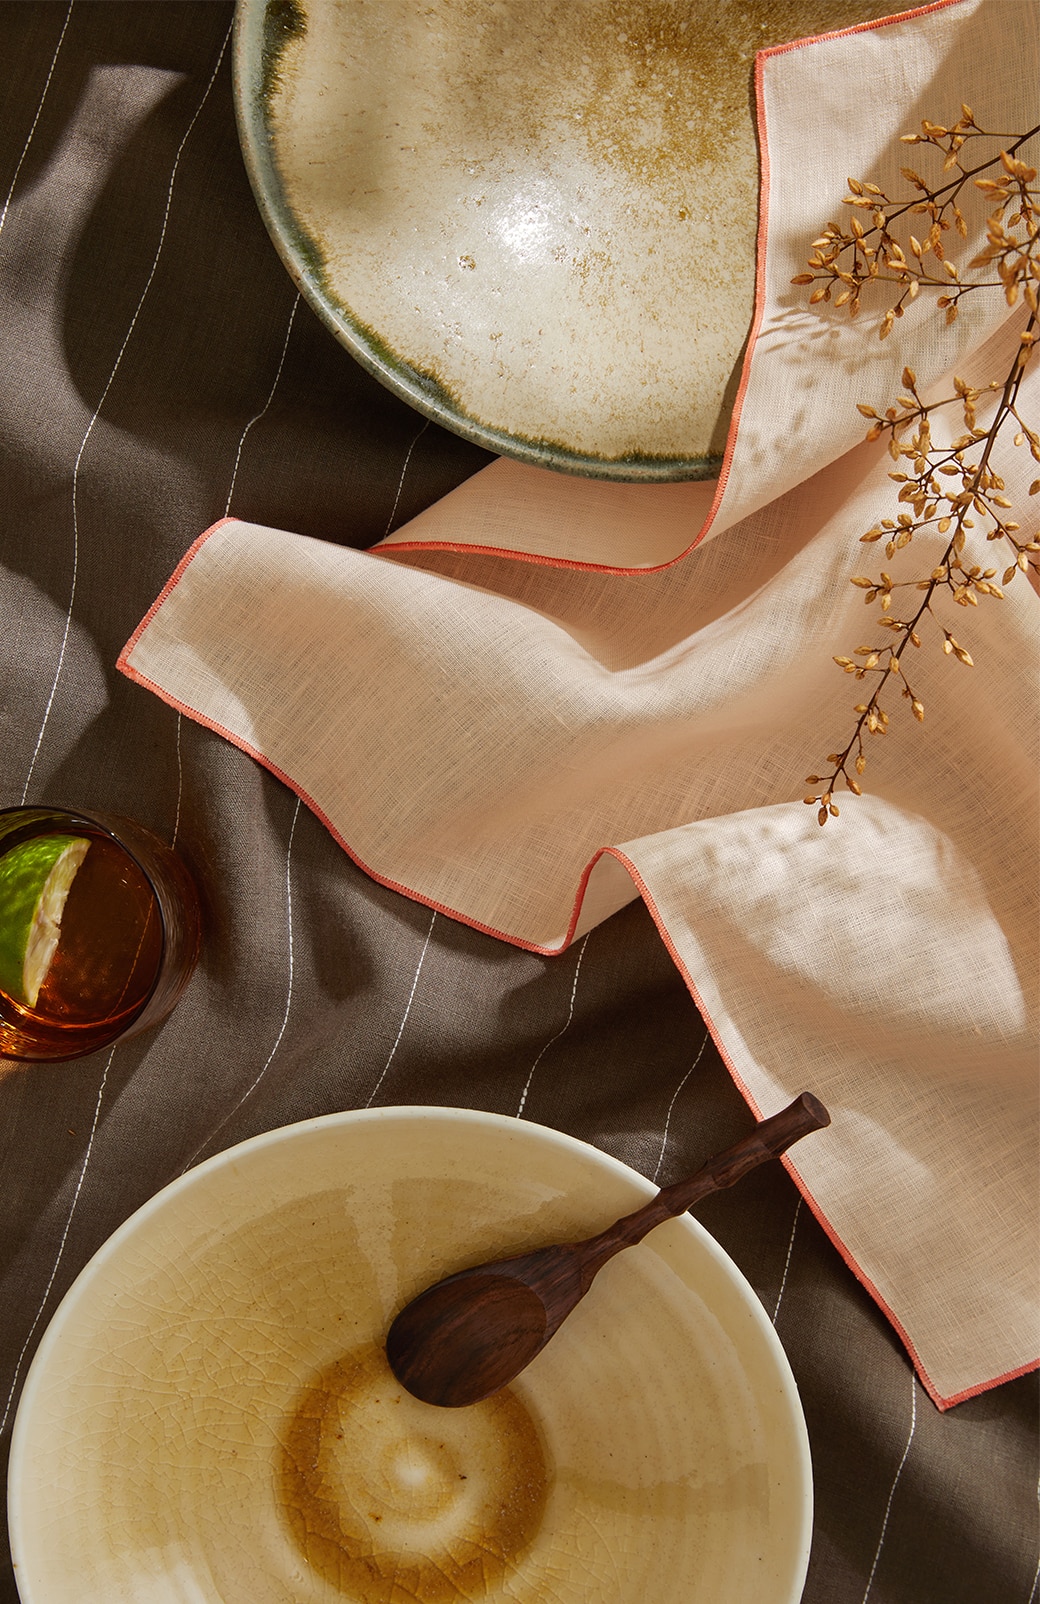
top-left (119, 0), bottom-right (1038, 1407)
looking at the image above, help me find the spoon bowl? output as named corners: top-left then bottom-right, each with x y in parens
top-left (388, 1092), bottom-right (829, 1406)
top-left (390, 1271), bottom-right (550, 1408)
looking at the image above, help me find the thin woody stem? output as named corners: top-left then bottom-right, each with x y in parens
top-left (858, 275), bottom-right (1004, 291)
top-left (859, 123), bottom-right (1039, 236)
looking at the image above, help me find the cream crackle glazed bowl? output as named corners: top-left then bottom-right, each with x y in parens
top-left (234, 0), bottom-right (897, 479)
top-left (10, 1108), bottom-right (812, 1602)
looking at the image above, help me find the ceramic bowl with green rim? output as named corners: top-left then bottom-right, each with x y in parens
top-left (10, 1106), bottom-right (812, 1602)
top-left (233, 0), bottom-right (896, 482)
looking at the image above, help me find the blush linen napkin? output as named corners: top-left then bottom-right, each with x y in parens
top-left (119, 0), bottom-right (1038, 1409)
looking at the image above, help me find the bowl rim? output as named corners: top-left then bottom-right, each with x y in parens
top-left (230, 0), bottom-right (722, 484)
top-left (8, 1104), bottom-right (813, 1602)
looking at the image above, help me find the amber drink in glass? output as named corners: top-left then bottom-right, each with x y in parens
top-left (0, 806), bottom-right (200, 1062)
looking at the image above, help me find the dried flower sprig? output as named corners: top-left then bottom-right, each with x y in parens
top-left (791, 108), bottom-right (1040, 337)
top-left (795, 112), bottom-right (1039, 824)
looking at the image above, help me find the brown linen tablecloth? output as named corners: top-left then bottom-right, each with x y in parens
top-left (0, 5), bottom-right (1036, 1602)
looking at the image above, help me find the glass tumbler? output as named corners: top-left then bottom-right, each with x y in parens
top-left (0, 805), bottom-right (201, 1063)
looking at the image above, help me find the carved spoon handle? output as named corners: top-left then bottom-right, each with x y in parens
top-left (578, 1092), bottom-right (830, 1274)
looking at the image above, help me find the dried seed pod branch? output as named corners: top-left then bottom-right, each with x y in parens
top-left (797, 114), bottom-right (1039, 824)
top-left (790, 110), bottom-right (1039, 335)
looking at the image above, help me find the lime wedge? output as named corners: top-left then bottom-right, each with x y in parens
top-left (0, 835), bottom-right (91, 1009)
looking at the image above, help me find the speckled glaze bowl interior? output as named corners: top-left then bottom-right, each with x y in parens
top-left (10, 1107), bottom-right (811, 1603)
top-left (233, 0), bottom-right (895, 480)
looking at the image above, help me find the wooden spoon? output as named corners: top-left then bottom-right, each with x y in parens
top-left (386, 1092), bottom-right (829, 1407)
